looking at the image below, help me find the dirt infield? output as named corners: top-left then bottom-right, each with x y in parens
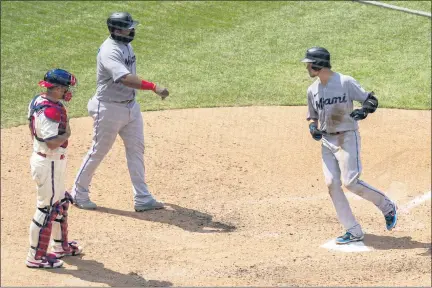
top-left (1, 107), bottom-right (431, 287)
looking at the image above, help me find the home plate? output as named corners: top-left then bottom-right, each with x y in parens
top-left (320, 239), bottom-right (372, 252)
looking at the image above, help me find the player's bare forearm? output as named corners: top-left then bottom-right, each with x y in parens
top-left (120, 74), bottom-right (149, 90)
top-left (120, 74), bottom-right (169, 99)
top-left (45, 134), bottom-right (70, 150)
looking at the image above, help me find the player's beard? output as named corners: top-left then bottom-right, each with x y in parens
top-left (308, 68), bottom-right (319, 78)
top-left (112, 29), bottom-right (135, 43)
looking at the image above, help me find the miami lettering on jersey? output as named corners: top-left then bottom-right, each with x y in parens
top-left (125, 55), bottom-right (136, 67)
top-left (316, 93), bottom-right (347, 110)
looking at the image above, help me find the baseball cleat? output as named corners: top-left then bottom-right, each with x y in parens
top-left (335, 232), bottom-right (364, 245)
top-left (384, 202), bottom-right (398, 231)
top-left (74, 199), bottom-right (97, 210)
top-left (52, 241), bottom-right (83, 259)
top-left (26, 253), bottom-right (64, 269)
top-left (134, 199), bottom-right (165, 212)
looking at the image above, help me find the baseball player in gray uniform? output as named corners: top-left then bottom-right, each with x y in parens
top-left (301, 47), bottom-right (398, 244)
top-left (71, 12), bottom-right (169, 212)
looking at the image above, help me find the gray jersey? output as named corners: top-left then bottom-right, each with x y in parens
top-left (306, 72), bottom-right (369, 133)
top-left (94, 37), bottom-right (136, 102)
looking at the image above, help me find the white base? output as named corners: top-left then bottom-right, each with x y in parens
top-left (320, 239), bottom-right (372, 252)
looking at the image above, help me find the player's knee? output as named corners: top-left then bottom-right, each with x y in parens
top-left (32, 206), bottom-right (50, 226)
top-left (123, 141), bottom-right (144, 154)
top-left (88, 147), bottom-right (111, 160)
top-left (126, 146), bottom-right (144, 155)
top-left (344, 178), bottom-right (360, 192)
top-left (59, 192), bottom-right (72, 213)
top-left (325, 178), bottom-right (342, 190)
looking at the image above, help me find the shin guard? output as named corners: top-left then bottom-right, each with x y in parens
top-left (30, 204), bottom-right (60, 260)
top-left (53, 192), bottom-right (80, 255)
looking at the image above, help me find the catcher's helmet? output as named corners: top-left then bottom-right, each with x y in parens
top-left (39, 69), bottom-right (77, 88)
top-left (107, 12), bottom-right (138, 43)
top-left (301, 47), bottom-right (331, 70)
top-left (38, 69), bottom-right (77, 101)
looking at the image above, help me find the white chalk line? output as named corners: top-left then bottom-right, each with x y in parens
top-left (355, 0), bottom-right (432, 18)
top-left (321, 190), bottom-right (431, 253)
top-left (399, 191), bottom-right (431, 214)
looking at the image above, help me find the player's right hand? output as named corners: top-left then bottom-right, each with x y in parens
top-left (154, 85), bottom-right (169, 100)
top-left (309, 122), bottom-right (322, 141)
top-left (350, 108), bottom-right (368, 121)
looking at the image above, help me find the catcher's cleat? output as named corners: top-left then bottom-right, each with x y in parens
top-left (74, 199), bottom-right (97, 210)
top-left (134, 199), bottom-right (165, 212)
top-left (335, 232), bottom-right (364, 245)
top-left (384, 202), bottom-right (398, 231)
top-left (26, 253), bottom-right (63, 269)
top-left (52, 241), bottom-right (83, 259)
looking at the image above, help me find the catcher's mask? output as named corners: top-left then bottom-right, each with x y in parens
top-left (301, 47), bottom-right (331, 71)
top-left (38, 68), bottom-right (77, 102)
top-left (107, 12), bottom-right (138, 43)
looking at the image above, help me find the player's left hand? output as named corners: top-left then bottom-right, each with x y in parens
top-left (154, 85), bottom-right (169, 100)
top-left (350, 108), bottom-right (368, 121)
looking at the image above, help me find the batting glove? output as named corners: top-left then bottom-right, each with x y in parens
top-left (309, 123), bottom-right (323, 141)
top-left (350, 108), bottom-right (368, 121)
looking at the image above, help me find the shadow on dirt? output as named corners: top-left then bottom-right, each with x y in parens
top-left (418, 247), bottom-right (431, 256)
top-left (95, 203), bottom-right (236, 233)
top-left (364, 234), bottom-right (431, 254)
top-left (45, 255), bottom-right (173, 287)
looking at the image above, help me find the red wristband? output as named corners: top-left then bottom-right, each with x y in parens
top-left (141, 80), bottom-right (156, 91)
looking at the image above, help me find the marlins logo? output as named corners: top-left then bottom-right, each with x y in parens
top-left (316, 93), bottom-right (347, 110)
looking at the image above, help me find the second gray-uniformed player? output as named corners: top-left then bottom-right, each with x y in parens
top-left (72, 12), bottom-right (168, 212)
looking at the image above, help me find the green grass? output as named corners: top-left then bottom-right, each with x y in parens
top-left (1, 1), bottom-right (431, 128)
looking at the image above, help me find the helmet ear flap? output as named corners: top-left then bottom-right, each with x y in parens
top-left (311, 64), bottom-right (322, 71)
top-left (311, 60), bottom-right (331, 71)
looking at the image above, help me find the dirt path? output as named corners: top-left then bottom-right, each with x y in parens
top-left (1, 107), bottom-right (431, 287)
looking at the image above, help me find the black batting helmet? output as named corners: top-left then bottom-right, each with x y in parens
top-left (107, 12), bottom-right (139, 43)
top-left (301, 47), bottom-right (331, 70)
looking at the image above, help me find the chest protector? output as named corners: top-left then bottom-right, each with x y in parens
top-left (28, 95), bottom-right (68, 148)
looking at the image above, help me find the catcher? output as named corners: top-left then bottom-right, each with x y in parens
top-left (26, 69), bottom-right (83, 268)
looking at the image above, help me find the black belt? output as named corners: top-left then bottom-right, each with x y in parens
top-left (322, 131), bottom-right (345, 135)
top-left (118, 99), bottom-right (134, 104)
